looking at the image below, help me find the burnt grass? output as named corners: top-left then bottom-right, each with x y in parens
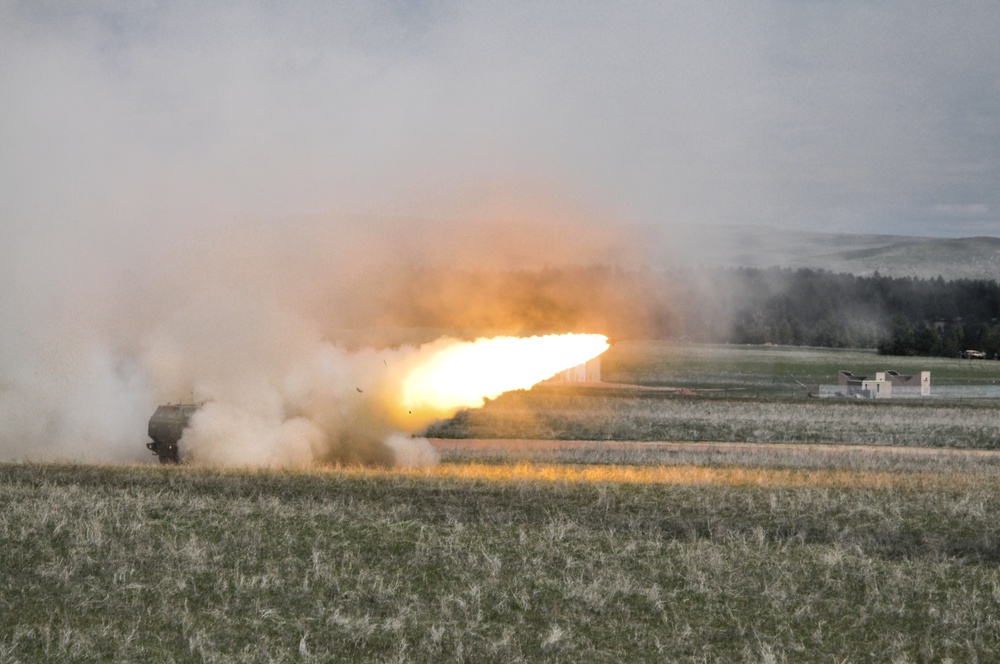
top-left (2, 463), bottom-right (1000, 662)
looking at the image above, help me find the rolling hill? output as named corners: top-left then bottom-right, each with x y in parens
top-left (653, 225), bottom-right (1000, 280)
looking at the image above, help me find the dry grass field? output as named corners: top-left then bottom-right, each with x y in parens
top-left (3, 343), bottom-right (1000, 662)
top-left (426, 390), bottom-right (1000, 448)
top-left (2, 462), bottom-right (1000, 662)
top-left (430, 438), bottom-right (1000, 475)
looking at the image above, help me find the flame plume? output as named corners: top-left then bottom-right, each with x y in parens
top-left (398, 333), bottom-right (608, 419)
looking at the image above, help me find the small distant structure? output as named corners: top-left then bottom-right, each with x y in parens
top-left (551, 356), bottom-right (601, 383)
top-left (824, 370), bottom-right (930, 399)
top-left (837, 371), bottom-right (892, 399)
top-left (882, 370), bottom-right (931, 397)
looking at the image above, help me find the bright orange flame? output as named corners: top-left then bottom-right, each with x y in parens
top-left (399, 333), bottom-right (608, 418)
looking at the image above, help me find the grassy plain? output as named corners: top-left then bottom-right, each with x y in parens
top-left (427, 391), bottom-right (1000, 449)
top-left (427, 342), bottom-right (1000, 449)
top-left (3, 463), bottom-right (1000, 663)
top-left (602, 341), bottom-right (1000, 393)
top-left (4, 342), bottom-right (1000, 662)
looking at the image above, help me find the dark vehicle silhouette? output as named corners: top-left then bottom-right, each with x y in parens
top-left (146, 403), bottom-right (198, 464)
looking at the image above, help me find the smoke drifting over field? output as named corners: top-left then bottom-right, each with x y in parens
top-left (12, 2), bottom-right (997, 464)
top-left (0, 216), bottom-right (622, 466)
top-left (0, 6), bottom-right (637, 467)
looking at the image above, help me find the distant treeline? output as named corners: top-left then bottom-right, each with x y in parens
top-left (725, 268), bottom-right (1000, 357)
top-left (372, 266), bottom-right (1000, 357)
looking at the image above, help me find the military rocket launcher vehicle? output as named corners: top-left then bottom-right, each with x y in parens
top-left (146, 403), bottom-right (198, 464)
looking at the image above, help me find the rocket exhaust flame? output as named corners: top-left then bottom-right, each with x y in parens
top-left (397, 333), bottom-right (609, 420)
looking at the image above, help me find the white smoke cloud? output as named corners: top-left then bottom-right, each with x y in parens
top-left (147, 294), bottom-right (442, 468)
top-left (0, 263), bottom-right (444, 466)
top-left (5, 2), bottom-right (997, 464)
top-left (0, 195), bottom-right (615, 467)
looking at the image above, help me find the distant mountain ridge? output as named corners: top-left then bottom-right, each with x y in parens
top-left (653, 225), bottom-right (1000, 280)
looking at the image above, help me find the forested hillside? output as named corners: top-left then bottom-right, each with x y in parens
top-left (724, 268), bottom-right (1000, 357)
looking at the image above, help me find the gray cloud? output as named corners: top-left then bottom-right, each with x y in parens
top-left (3, 1), bottom-right (998, 237)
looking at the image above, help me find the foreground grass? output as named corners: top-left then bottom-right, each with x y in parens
top-left (2, 463), bottom-right (999, 662)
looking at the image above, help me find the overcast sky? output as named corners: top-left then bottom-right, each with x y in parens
top-left (3, 1), bottom-right (999, 240)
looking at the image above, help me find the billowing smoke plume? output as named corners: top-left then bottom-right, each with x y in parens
top-left (140, 285), bottom-right (441, 467)
top-left (0, 4), bottom-right (655, 467)
top-left (0, 248), bottom-right (423, 465)
top-left (0, 214), bottom-right (632, 467)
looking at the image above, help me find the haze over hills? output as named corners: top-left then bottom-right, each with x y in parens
top-left (253, 216), bottom-right (999, 281)
top-left (656, 225), bottom-right (1000, 280)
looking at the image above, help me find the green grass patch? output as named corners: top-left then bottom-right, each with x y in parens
top-left (603, 341), bottom-right (1000, 392)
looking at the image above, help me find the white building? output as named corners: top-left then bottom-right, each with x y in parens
top-left (829, 370), bottom-right (930, 398)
